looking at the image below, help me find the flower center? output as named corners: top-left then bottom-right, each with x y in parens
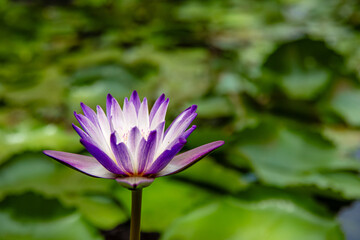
top-left (118, 128), bottom-right (150, 145)
top-left (140, 129), bottom-right (149, 140)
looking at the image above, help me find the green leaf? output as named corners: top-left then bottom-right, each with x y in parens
top-left (0, 153), bottom-right (113, 200)
top-left (331, 89), bottom-right (360, 126)
top-left (122, 48), bottom-right (211, 104)
top-left (185, 127), bottom-right (232, 149)
top-left (280, 68), bottom-right (330, 100)
top-left (0, 193), bottom-right (102, 240)
top-left (0, 123), bottom-right (79, 164)
top-left (0, 154), bottom-right (127, 230)
top-left (175, 157), bottom-right (248, 193)
top-left (322, 127), bottom-right (360, 154)
top-left (216, 72), bottom-right (259, 95)
top-left (263, 39), bottom-right (340, 100)
top-left (191, 97), bottom-right (233, 118)
top-left (237, 124), bottom-right (360, 199)
top-left (67, 80), bottom-right (134, 111)
top-left (59, 194), bottom-right (127, 230)
top-left (162, 197), bottom-right (343, 240)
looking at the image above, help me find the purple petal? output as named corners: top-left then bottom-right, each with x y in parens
top-left (145, 137), bottom-right (187, 175)
top-left (182, 125), bottom-right (197, 139)
top-left (150, 97), bottom-right (169, 129)
top-left (110, 133), bottom-right (133, 174)
top-left (72, 123), bottom-right (90, 140)
top-left (149, 93), bottom-right (165, 121)
top-left (80, 139), bottom-right (126, 175)
top-left (106, 94), bottom-right (114, 120)
top-left (116, 177), bottom-right (154, 189)
top-left (130, 90), bottom-right (141, 112)
top-left (163, 105), bottom-right (197, 144)
top-left (137, 131), bottom-right (157, 174)
top-left (74, 112), bottom-right (100, 139)
top-left (165, 105), bottom-right (197, 134)
top-left (43, 150), bottom-right (117, 179)
top-left (156, 140), bottom-right (224, 177)
top-left (75, 112), bottom-right (111, 154)
top-left (127, 127), bottom-right (142, 153)
top-left (80, 103), bottom-right (98, 126)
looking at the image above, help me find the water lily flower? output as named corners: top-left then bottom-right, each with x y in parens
top-left (44, 91), bottom-right (224, 189)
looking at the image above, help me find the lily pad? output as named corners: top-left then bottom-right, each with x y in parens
top-left (331, 89), bottom-right (360, 127)
top-left (59, 194), bottom-right (127, 230)
top-left (162, 197), bottom-right (343, 240)
top-left (0, 123), bottom-right (79, 164)
top-left (0, 153), bottom-right (127, 229)
top-left (0, 193), bottom-right (102, 240)
top-left (0, 153), bottom-right (112, 199)
top-left (175, 157), bottom-right (248, 193)
top-left (237, 124), bottom-right (360, 199)
top-left (280, 67), bottom-right (330, 100)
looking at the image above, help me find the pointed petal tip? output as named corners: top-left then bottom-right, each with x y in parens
top-left (43, 150), bottom-right (117, 179)
top-left (106, 94), bottom-right (114, 113)
top-left (215, 140), bottom-right (225, 147)
top-left (183, 104), bottom-right (197, 113)
top-left (130, 90), bottom-right (141, 110)
top-left (130, 91), bottom-right (139, 100)
top-left (156, 94), bottom-right (169, 105)
top-left (111, 97), bottom-right (118, 105)
top-left (131, 90), bottom-right (138, 95)
top-left (182, 125), bottom-right (197, 139)
top-left (110, 131), bottom-right (117, 143)
top-left (43, 150), bottom-right (52, 156)
top-left (96, 105), bottom-right (104, 113)
top-left (72, 123), bottom-right (81, 132)
top-left (157, 93), bottom-right (166, 102)
top-left (42, 149), bottom-right (61, 159)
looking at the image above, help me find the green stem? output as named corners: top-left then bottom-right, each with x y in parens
top-left (130, 188), bottom-right (142, 240)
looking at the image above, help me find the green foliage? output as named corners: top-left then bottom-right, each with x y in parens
top-left (162, 196), bottom-right (343, 240)
top-left (0, 193), bottom-right (102, 240)
top-left (1, 0), bottom-right (360, 239)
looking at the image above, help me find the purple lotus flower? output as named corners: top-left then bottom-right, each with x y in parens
top-left (44, 91), bottom-right (224, 189)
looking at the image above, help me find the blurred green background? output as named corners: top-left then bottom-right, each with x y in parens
top-left (1, 0), bottom-right (360, 239)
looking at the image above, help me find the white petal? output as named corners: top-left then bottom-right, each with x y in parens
top-left (150, 98), bottom-right (169, 130)
top-left (97, 105), bottom-right (111, 147)
top-left (138, 98), bottom-right (150, 135)
top-left (111, 98), bottom-right (126, 134)
top-left (123, 97), bottom-right (138, 129)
